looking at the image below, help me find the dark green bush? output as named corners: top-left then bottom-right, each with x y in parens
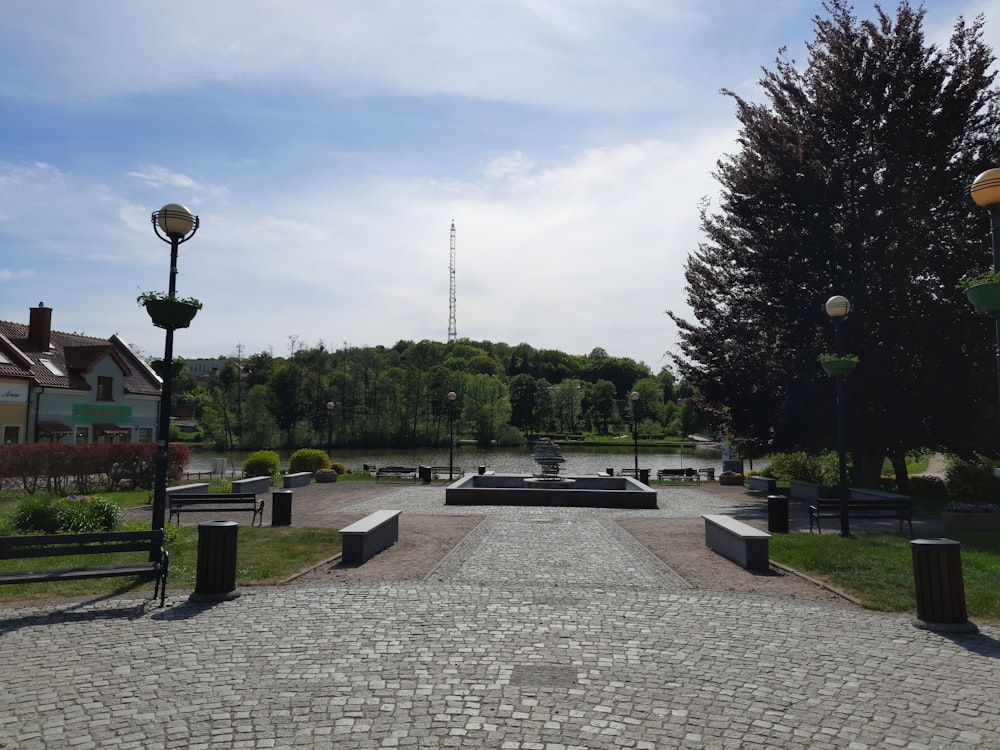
top-left (288, 448), bottom-right (331, 473)
top-left (908, 475), bottom-right (948, 498)
top-left (330, 462), bottom-right (350, 475)
top-left (945, 457), bottom-right (1000, 503)
top-left (242, 450), bottom-right (281, 481)
top-left (10, 496), bottom-right (63, 533)
top-left (10, 495), bottom-right (123, 533)
top-left (765, 452), bottom-right (828, 484)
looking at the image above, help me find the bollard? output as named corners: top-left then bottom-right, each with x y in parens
top-left (419, 465), bottom-right (432, 484)
top-left (272, 489), bottom-right (292, 526)
top-left (190, 521), bottom-right (240, 602)
top-left (767, 495), bottom-right (789, 533)
top-left (910, 538), bottom-right (978, 633)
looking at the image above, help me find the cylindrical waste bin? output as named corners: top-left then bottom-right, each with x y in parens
top-left (910, 538), bottom-right (978, 633)
top-left (419, 465), bottom-right (432, 484)
top-left (767, 495), bottom-right (789, 533)
top-left (638, 468), bottom-right (650, 485)
top-left (272, 489), bottom-right (292, 527)
top-left (607, 467), bottom-right (614, 477)
top-left (478, 465), bottom-right (487, 475)
top-left (190, 521), bottom-right (240, 602)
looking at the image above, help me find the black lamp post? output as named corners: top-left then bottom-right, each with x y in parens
top-left (630, 390), bottom-right (640, 476)
top-left (326, 401), bottom-right (336, 452)
top-left (825, 294), bottom-right (852, 539)
top-left (447, 391), bottom-right (457, 480)
top-left (970, 169), bottom-right (1000, 407)
top-left (150, 204), bottom-right (199, 532)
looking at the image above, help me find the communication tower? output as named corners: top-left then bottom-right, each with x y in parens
top-left (448, 220), bottom-right (457, 342)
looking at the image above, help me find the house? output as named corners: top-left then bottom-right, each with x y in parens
top-left (0, 303), bottom-right (162, 444)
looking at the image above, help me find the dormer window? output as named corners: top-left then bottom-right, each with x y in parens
top-left (39, 358), bottom-right (64, 377)
top-left (97, 376), bottom-right (114, 402)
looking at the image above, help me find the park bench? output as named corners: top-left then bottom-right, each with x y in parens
top-left (656, 468), bottom-right (700, 483)
top-left (431, 466), bottom-right (464, 480)
top-left (747, 475), bottom-right (777, 494)
top-left (375, 466), bottom-right (418, 483)
top-left (808, 489), bottom-right (912, 534)
top-left (167, 492), bottom-right (265, 527)
top-left (339, 509), bottom-right (402, 564)
top-left (0, 529), bottom-right (169, 607)
top-left (698, 467), bottom-right (716, 481)
top-left (702, 514), bottom-right (771, 571)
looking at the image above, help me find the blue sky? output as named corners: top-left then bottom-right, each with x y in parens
top-left (0, 0), bottom-right (991, 372)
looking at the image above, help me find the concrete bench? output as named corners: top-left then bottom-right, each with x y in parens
top-left (788, 480), bottom-right (836, 502)
top-left (747, 475), bottom-right (777, 494)
top-left (282, 472), bottom-right (312, 488)
top-left (702, 514), bottom-right (771, 571)
top-left (339, 510), bottom-right (402, 564)
top-left (165, 482), bottom-right (210, 496)
top-left (232, 476), bottom-right (272, 494)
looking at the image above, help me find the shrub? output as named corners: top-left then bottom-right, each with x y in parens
top-left (243, 450), bottom-right (281, 481)
top-left (765, 452), bottom-right (827, 484)
top-left (9, 495), bottom-right (123, 533)
top-left (908, 475), bottom-right (948, 498)
top-left (10, 496), bottom-right (64, 533)
top-left (330, 462), bottom-right (350, 475)
top-left (288, 448), bottom-right (331, 473)
top-left (945, 457), bottom-right (1000, 504)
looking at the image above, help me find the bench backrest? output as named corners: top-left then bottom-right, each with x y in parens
top-left (0, 529), bottom-right (164, 561)
top-left (168, 493), bottom-right (258, 503)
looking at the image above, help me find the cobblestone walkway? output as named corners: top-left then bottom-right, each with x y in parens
top-left (1, 488), bottom-right (998, 749)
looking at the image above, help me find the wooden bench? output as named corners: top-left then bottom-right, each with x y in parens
top-left (747, 475), bottom-right (777, 494)
top-left (698, 467), bottom-right (716, 481)
top-left (0, 530), bottom-right (169, 607)
top-left (702, 515), bottom-right (771, 571)
top-left (431, 466), bottom-right (464, 480)
top-left (375, 466), bottom-right (418, 483)
top-left (339, 510), bottom-right (402, 564)
top-left (809, 490), bottom-right (913, 534)
top-left (656, 468), bottom-right (700, 482)
top-left (167, 493), bottom-right (265, 527)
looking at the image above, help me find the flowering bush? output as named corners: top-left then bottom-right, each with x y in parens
top-left (944, 501), bottom-right (999, 514)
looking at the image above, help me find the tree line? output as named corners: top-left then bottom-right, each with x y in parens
top-left (166, 339), bottom-right (703, 451)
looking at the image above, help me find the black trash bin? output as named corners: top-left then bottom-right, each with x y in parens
top-left (419, 465), bottom-right (432, 484)
top-left (910, 538), bottom-right (978, 633)
top-left (767, 495), bottom-right (789, 533)
top-left (190, 521), bottom-right (240, 602)
top-left (478, 465), bottom-right (487, 475)
top-left (272, 489), bottom-right (292, 527)
top-left (638, 468), bottom-right (650, 485)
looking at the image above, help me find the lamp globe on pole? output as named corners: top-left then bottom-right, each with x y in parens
top-left (630, 390), bottom-right (640, 476)
top-left (149, 203), bottom-right (199, 533)
top-left (447, 391), bottom-right (458, 480)
top-left (824, 294), bottom-right (852, 539)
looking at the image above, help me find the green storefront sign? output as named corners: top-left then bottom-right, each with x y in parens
top-left (72, 404), bottom-right (132, 422)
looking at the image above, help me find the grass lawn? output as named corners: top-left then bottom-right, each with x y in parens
top-left (770, 530), bottom-right (1000, 623)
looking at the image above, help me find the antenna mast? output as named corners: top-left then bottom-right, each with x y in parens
top-left (448, 220), bottom-right (457, 342)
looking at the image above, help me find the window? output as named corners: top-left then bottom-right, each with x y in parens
top-left (3, 425), bottom-right (19, 444)
top-left (137, 427), bottom-right (153, 443)
top-left (75, 427), bottom-right (89, 444)
top-left (97, 376), bottom-right (114, 401)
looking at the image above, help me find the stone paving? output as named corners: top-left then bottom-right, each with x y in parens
top-left (1, 485), bottom-right (999, 749)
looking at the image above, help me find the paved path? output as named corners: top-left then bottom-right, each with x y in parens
top-left (2, 485), bottom-right (999, 749)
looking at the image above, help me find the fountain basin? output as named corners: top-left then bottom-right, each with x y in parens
top-left (445, 474), bottom-right (657, 509)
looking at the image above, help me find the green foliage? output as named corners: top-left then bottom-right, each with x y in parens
top-left (288, 448), bottom-right (331, 473)
top-left (945, 457), bottom-right (1000, 503)
top-left (329, 462), bottom-right (350, 475)
top-left (765, 452), bottom-right (831, 484)
top-left (243, 450), bottom-right (281, 480)
top-left (907, 475), bottom-right (948, 498)
top-left (10, 495), bottom-right (123, 533)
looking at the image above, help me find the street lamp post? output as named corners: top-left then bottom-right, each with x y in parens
top-left (825, 294), bottom-right (853, 539)
top-left (630, 390), bottom-right (640, 476)
top-left (447, 391), bottom-right (457, 480)
top-left (326, 401), bottom-right (336, 453)
top-left (970, 169), bottom-right (1000, 407)
top-left (150, 204), bottom-right (199, 532)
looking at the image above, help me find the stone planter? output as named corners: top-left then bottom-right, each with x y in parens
top-left (965, 281), bottom-right (1000, 314)
top-left (314, 471), bottom-right (338, 483)
top-left (719, 473), bottom-right (743, 486)
top-left (943, 512), bottom-right (1000, 533)
top-left (143, 299), bottom-right (200, 330)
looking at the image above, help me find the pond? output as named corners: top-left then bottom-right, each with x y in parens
top-left (187, 443), bottom-right (766, 477)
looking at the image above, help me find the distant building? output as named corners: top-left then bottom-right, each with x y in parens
top-left (0, 303), bottom-right (162, 443)
top-left (186, 358), bottom-right (245, 381)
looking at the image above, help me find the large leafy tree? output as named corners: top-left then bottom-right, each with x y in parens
top-left (670, 1), bottom-right (1000, 488)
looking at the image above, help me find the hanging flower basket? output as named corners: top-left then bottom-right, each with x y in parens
top-left (819, 356), bottom-right (858, 377)
top-left (964, 281), bottom-right (1000, 315)
top-left (138, 293), bottom-right (202, 330)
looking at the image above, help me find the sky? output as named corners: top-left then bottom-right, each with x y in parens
top-left (0, 0), bottom-right (994, 373)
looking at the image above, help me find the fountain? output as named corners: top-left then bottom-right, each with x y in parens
top-left (444, 437), bottom-right (657, 509)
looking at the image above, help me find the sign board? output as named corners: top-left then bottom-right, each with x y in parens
top-left (72, 404), bottom-right (133, 422)
top-left (0, 382), bottom-right (29, 403)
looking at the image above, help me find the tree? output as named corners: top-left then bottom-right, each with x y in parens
top-left (669, 1), bottom-right (1000, 488)
top-left (461, 374), bottom-right (511, 447)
